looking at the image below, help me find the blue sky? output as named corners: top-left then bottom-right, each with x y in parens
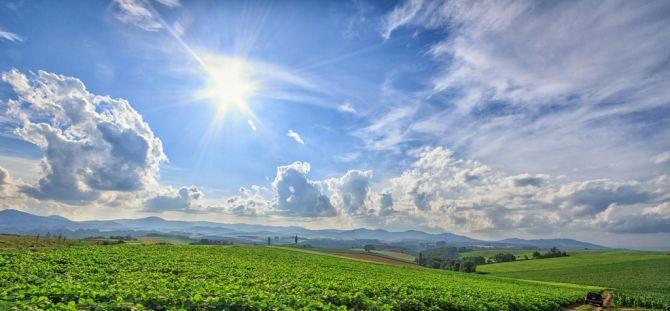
top-left (1, 0), bottom-right (669, 249)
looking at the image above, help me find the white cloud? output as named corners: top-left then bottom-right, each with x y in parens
top-left (144, 186), bottom-right (202, 212)
top-left (112, 0), bottom-right (180, 31)
top-left (327, 170), bottom-right (372, 215)
top-left (338, 102), bottom-right (357, 114)
top-left (0, 29), bottom-right (23, 42)
top-left (652, 151), bottom-right (670, 164)
top-left (271, 162), bottom-right (336, 217)
top-left (374, 0), bottom-right (670, 182)
top-left (1, 69), bottom-right (166, 204)
top-left (247, 119), bottom-right (257, 131)
top-left (286, 130), bottom-right (305, 145)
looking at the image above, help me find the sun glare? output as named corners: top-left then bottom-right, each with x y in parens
top-left (201, 57), bottom-right (257, 115)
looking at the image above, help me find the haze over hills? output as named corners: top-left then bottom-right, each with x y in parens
top-left (0, 209), bottom-right (606, 249)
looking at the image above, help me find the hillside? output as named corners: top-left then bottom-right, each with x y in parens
top-left (478, 250), bottom-right (670, 309)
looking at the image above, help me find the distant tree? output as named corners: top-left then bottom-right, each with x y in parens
top-left (36, 234), bottom-right (40, 241)
top-left (364, 244), bottom-right (376, 252)
top-left (267, 237), bottom-right (271, 246)
top-left (417, 252), bottom-right (423, 265)
top-left (46, 232), bottom-right (51, 238)
top-left (294, 235), bottom-right (298, 244)
top-left (461, 256), bottom-right (486, 265)
top-left (459, 261), bottom-right (476, 273)
top-left (493, 253), bottom-right (516, 263)
top-left (524, 255), bottom-right (529, 260)
top-left (532, 251), bottom-right (542, 259)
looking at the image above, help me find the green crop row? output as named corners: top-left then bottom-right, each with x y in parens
top-left (0, 244), bottom-right (596, 310)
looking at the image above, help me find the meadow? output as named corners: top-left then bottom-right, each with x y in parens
top-left (0, 242), bottom-right (597, 310)
top-left (478, 250), bottom-right (670, 310)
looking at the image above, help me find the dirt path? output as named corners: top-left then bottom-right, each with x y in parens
top-left (332, 252), bottom-right (417, 267)
top-left (563, 292), bottom-right (613, 311)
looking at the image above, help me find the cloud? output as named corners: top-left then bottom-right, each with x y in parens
top-left (557, 180), bottom-right (652, 217)
top-left (596, 203), bottom-right (670, 234)
top-left (652, 151), bottom-right (670, 164)
top-left (380, 0), bottom-right (423, 40)
top-left (328, 170), bottom-right (372, 215)
top-left (272, 162), bottom-right (336, 217)
top-left (377, 192), bottom-right (395, 216)
top-left (144, 186), bottom-right (202, 212)
top-left (374, 0), bottom-right (670, 182)
top-left (112, 0), bottom-right (179, 31)
top-left (286, 130), bottom-right (305, 145)
top-left (0, 29), bottom-right (23, 42)
top-left (510, 174), bottom-right (548, 187)
top-left (338, 102), bottom-right (357, 114)
top-left (1, 69), bottom-right (166, 204)
top-left (0, 166), bottom-right (8, 186)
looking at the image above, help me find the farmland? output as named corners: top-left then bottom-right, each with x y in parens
top-left (478, 250), bottom-right (670, 310)
top-left (0, 242), bottom-right (598, 310)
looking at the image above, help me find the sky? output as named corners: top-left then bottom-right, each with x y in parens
top-left (0, 0), bottom-right (669, 250)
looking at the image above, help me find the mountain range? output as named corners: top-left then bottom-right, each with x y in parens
top-left (0, 209), bottom-right (606, 249)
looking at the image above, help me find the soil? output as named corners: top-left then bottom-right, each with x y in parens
top-left (564, 292), bottom-right (613, 311)
top-left (332, 252), bottom-right (417, 267)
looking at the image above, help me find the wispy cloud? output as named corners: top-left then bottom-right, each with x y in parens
top-left (287, 130), bottom-right (305, 145)
top-left (0, 29), bottom-right (23, 42)
top-left (112, 0), bottom-right (180, 31)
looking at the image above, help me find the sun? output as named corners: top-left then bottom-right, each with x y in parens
top-left (200, 57), bottom-right (257, 115)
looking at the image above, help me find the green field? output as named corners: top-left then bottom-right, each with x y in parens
top-left (478, 250), bottom-right (670, 310)
top-left (0, 243), bottom-right (598, 310)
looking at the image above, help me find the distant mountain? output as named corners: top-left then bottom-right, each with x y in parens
top-left (496, 238), bottom-right (607, 249)
top-left (0, 209), bottom-right (606, 249)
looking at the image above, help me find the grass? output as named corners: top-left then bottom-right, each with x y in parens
top-left (0, 242), bottom-right (599, 310)
top-left (478, 250), bottom-right (670, 310)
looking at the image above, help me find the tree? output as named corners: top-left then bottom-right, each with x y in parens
top-left (364, 244), bottom-right (376, 252)
top-left (267, 237), bottom-right (271, 246)
top-left (493, 253), bottom-right (516, 263)
top-left (532, 251), bottom-right (542, 259)
top-left (294, 235), bottom-right (298, 244)
top-left (459, 261), bottom-right (476, 273)
top-left (417, 252), bottom-right (423, 265)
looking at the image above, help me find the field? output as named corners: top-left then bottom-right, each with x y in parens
top-left (135, 235), bottom-right (197, 245)
top-left (0, 242), bottom-right (599, 310)
top-left (478, 250), bottom-right (670, 310)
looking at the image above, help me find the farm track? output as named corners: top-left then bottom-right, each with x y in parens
top-left (563, 292), bottom-right (612, 311)
top-left (332, 252), bottom-right (418, 266)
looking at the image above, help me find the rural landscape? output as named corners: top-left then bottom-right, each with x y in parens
top-left (1, 0), bottom-right (670, 310)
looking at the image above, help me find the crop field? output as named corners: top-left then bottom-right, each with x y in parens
top-left (478, 250), bottom-right (670, 310)
top-left (0, 244), bottom-right (598, 310)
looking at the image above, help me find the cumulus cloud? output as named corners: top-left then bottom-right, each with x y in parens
top-left (0, 29), bottom-right (23, 42)
top-left (272, 162), bottom-right (336, 217)
top-left (596, 203), bottom-right (670, 234)
top-left (112, 0), bottom-right (179, 31)
top-left (510, 174), bottom-right (548, 187)
top-left (144, 186), bottom-right (202, 212)
top-left (1, 69), bottom-right (166, 204)
top-left (377, 192), bottom-right (395, 216)
top-left (0, 167), bottom-right (8, 186)
top-left (286, 130), bottom-right (305, 145)
top-left (375, 146), bottom-right (667, 234)
top-left (328, 170), bottom-right (372, 215)
top-left (557, 180), bottom-right (652, 217)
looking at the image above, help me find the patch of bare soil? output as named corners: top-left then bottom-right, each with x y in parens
top-left (563, 292), bottom-right (613, 311)
top-left (333, 252), bottom-right (417, 267)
